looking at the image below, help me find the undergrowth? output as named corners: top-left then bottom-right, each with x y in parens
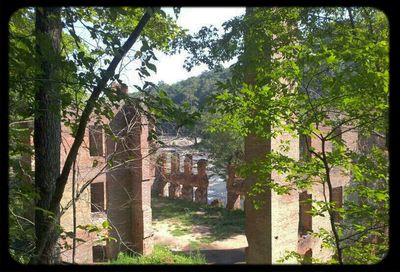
top-left (109, 244), bottom-right (206, 264)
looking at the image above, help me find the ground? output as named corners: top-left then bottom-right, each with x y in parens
top-left (152, 195), bottom-right (247, 264)
top-left (153, 136), bottom-right (246, 264)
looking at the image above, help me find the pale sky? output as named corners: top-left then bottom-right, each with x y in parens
top-left (121, 7), bottom-right (245, 89)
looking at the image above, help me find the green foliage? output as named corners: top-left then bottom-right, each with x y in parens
top-left (8, 177), bottom-right (36, 263)
top-left (153, 68), bottom-right (231, 134)
top-left (109, 244), bottom-right (206, 264)
top-left (58, 7), bottom-right (186, 138)
top-left (339, 146), bottom-right (388, 263)
top-left (8, 68), bottom-right (35, 262)
top-left (58, 220), bottom-right (116, 253)
top-left (158, 68), bottom-right (231, 109)
top-left (277, 250), bottom-right (323, 264)
top-left (180, 7), bottom-right (389, 264)
top-left (200, 125), bottom-right (244, 177)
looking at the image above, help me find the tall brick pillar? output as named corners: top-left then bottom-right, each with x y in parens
top-left (244, 131), bottom-right (300, 264)
top-left (194, 159), bottom-right (208, 204)
top-left (181, 154), bottom-right (193, 201)
top-left (168, 153), bottom-right (181, 198)
top-left (244, 133), bottom-right (272, 263)
top-left (131, 112), bottom-right (154, 255)
top-left (106, 105), bottom-right (154, 258)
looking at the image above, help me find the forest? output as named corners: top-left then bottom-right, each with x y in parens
top-left (8, 7), bottom-right (388, 265)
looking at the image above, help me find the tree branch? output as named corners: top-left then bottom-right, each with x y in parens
top-left (339, 224), bottom-right (387, 243)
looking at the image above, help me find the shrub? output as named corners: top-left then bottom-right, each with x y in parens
top-left (109, 244), bottom-right (206, 264)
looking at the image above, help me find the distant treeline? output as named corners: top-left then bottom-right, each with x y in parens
top-left (156, 68), bottom-right (231, 135)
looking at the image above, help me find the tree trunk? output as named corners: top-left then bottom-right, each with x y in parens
top-left (72, 160), bottom-right (76, 263)
top-left (30, 8), bottom-right (156, 263)
top-left (320, 139), bottom-right (343, 264)
top-left (32, 7), bottom-right (62, 264)
top-left (242, 7), bottom-right (273, 264)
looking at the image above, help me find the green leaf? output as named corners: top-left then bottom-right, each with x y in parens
top-left (92, 160), bottom-right (99, 168)
top-left (102, 220), bottom-right (110, 229)
top-left (146, 62), bottom-right (157, 73)
top-left (326, 54), bottom-right (336, 64)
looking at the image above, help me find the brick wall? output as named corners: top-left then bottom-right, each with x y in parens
top-left (244, 124), bottom-right (359, 264)
top-left (270, 129), bottom-right (300, 263)
top-left (106, 105), bottom-right (155, 258)
top-left (59, 123), bottom-right (107, 263)
top-left (59, 103), bottom-right (155, 263)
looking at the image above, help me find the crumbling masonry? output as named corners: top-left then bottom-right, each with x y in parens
top-left (226, 125), bottom-right (358, 263)
top-left (57, 100), bottom-right (156, 263)
top-left (154, 153), bottom-right (209, 204)
top-left (17, 83), bottom-right (155, 263)
top-left (20, 85), bottom-right (360, 264)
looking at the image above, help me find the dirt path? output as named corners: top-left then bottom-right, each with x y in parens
top-left (153, 218), bottom-right (247, 264)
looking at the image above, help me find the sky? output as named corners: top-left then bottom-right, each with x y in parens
top-left (121, 7), bottom-right (245, 89)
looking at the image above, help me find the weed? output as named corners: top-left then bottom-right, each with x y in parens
top-left (109, 244), bottom-right (206, 264)
top-left (171, 227), bottom-right (191, 237)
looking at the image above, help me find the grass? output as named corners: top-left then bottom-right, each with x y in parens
top-left (152, 195), bottom-right (245, 243)
top-left (170, 227), bottom-right (191, 236)
top-left (108, 244), bottom-right (206, 264)
top-left (188, 240), bottom-right (201, 250)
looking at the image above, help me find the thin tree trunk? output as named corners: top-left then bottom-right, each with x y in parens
top-left (347, 7), bottom-right (355, 29)
top-left (308, 137), bottom-right (343, 264)
top-left (320, 139), bottom-right (343, 264)
top-left (31, 7), bottom-right (62, 264)
top-left (72, 160), bottom-right (76, 263)
top-left (347, 7), bottom-right (356, 36)
top-left (72, 86), bottom-right (79, 264)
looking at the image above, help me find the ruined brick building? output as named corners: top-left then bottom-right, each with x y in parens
top-left (18, 84), bottom-right (364, 264)
top-left (154, 152), bottom-right (209, 203)
top-left (19, 85), bottom-right (157, 263)
top-left (152, 124), bottom-right (360, 263)
top-left (227, 126), bottom-right (359, 263)
top-left (58, 94), bottom-right (156, 263)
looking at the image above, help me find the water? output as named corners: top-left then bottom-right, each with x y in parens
top-left (207, 174), bottom-right (227, 205)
